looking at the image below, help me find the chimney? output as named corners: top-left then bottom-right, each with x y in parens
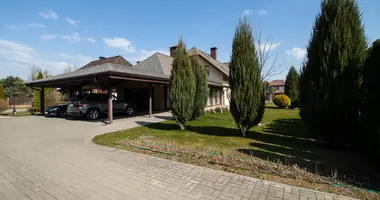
top-left (210, 47), bottom-right (217, 60)
top-left (170, 45), bottom-right (177, 57)
top-left (99, 56), bottom-right (106, 60)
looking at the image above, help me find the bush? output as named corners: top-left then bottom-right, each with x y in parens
top-left (273, 94), bottom-right (290, 108)
top-left (0, 99), bottom-right (9, 112)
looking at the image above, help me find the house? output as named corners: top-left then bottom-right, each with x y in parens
top-left (265, 80), bottom-right (285, 101)
top-left (26, 45), bottom-right (230, 123)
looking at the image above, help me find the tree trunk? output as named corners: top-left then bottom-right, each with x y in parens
top-left (12, 97), bottom-right (16, 115)
top-left (241, 128), bottom-right (246, 137)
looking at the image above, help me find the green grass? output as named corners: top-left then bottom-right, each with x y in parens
top-left (0, 111), bottom-right (32, 117)
top-left (93, 104), bottom-right (379, 199)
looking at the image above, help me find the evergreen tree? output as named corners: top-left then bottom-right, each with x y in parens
top-left (359, 39), bottom-right (380, 156)
top-left (0, 84), bottom-right (5, 99)
top-left (169, 38), bottom-right (196, 130)
top-left (285, 66), bottom-right (300, 104)
top-left (33, 72), bottom-right (44, 112)
top-left (300, 0), bottom-right (367, 146)
top-left (190, 55), bottom-right (208, 120)
top-left (229, 18), bottom-right (265, 137)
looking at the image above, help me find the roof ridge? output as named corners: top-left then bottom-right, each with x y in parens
top-left (155, 52), bottom-right (171, 58)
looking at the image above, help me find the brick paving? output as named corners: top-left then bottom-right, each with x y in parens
top-left (0, 114), bottom-right (356, 200)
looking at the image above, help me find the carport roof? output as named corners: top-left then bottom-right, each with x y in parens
top-left (25, 63), bottom-right (170, 87)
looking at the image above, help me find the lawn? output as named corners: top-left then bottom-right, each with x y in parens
top-left (93, 104), bottom-right (379, 199)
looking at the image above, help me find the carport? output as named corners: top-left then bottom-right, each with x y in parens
top-left (26, 63), bottom-right (170, 124)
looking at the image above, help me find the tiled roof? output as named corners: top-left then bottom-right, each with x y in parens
top-left (133, 53), bottom-right (173, 76)
top-left (26, 63), bottom-right (169, 86)
top-left (188, 47), bottom-right (229, 75)
top-left (270, 80), bottom-right (285, 86)
top-left (79, 55), bottom-right (132, 69)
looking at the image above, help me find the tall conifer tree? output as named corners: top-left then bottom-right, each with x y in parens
top-left (229, 18), bottom-right (265, 137)
top-left (300, 0), bottom-right (367, 146)
top-left (169, 38), bottom-right (196, 130)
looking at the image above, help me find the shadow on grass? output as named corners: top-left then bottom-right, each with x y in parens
top-left (239, 118), bottom-right (380, 191)
top-left (138, 116), bottom-right (380, 190)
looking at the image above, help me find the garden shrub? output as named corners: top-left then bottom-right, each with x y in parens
top-left (0, 99), bottom-right (9, 112)
top-left (273, 94), bottom-right (290, 108)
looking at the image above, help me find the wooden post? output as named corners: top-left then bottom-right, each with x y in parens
top-left (40, 87), bottom-right (45, 116)
top-left (108, 87), bottom-right (113, 124)
top-left (149, 83), bottom-right (152, 118)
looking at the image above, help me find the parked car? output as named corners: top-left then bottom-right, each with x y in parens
top-left (44, 104), bottom-right (68, 117)
top-left (67, 94), bottom-right (136, 120)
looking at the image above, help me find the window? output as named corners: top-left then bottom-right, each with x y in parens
top-left (207, 87), bottom-right (211, 106)
top-left (204, 65), bottom-right (210, 76)
top-left (214, 88), bottom-right (221, 105)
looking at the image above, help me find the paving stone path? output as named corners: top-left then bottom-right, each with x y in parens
top-left (0, 114), bottom-right (356, 200)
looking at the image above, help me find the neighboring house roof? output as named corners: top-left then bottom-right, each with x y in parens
top-left (79, 55), bottom-right (132, 69)
top-left (270, 80), bottom-right (285, 86)
top-left (188, 47), bottom-right (229, 75)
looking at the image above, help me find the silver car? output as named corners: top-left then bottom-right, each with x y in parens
top-left (67, 94), bottom-right (136, 120)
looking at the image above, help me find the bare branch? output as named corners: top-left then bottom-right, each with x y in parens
top-left (254, 26), bottom-right (285, 81)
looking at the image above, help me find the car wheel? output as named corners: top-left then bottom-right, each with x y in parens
top-left (59, 110), bottom-right (68, 118)
top-left (125, 106), bottom-right (135, 115)
top-left (86, 108), bottom-right (100, 120)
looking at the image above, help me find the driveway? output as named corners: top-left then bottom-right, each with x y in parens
top-left (0, 114), bottom-right (355, 200)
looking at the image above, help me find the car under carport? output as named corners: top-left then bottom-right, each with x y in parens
top-left (26, 59), bottom-right (170, 124)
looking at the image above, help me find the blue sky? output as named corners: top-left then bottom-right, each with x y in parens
top-left (0, 0), bottom-right (379, 81)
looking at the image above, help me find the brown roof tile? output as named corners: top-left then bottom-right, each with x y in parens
top-left (79, 55), bottom-right (132, 69)
top-left (270, 80), bottom-right (285, 86)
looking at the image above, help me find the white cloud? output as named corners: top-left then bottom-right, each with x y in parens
top-left (103, 37), bottom-right (136, 52)
top-left (27, 23), bottom-right (46, 28)
top-left (257, 9), bottom-right (267, 15)
top-left (65, 17), bottom-right (80, 26)
top-left (5, 25), bottom-right (19, 30)
top-left (242, 9), bottom-right (267, 16)
top-left (286, 48), bottom-right (307, 61)
top-left (0, 40), bottom-right (38, 62)
top-left (40, 34), bottom-right (57, 40)
top-left (87, 37), bottom-right (96, 43)
top-left (39, 10), bottom-right (58, 20)
top-left (242, 9), bottom-right (254, 16)
top-left (61, 33), bottom-right (82, 43)
top-left (0, 39), bottom-right (93, 78)
top-left (257, 42), bottom-right (281, 52)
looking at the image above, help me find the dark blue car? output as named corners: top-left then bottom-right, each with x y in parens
top-left (45, 104), bottom-right (68, 117)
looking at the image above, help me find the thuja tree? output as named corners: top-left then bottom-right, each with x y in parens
top-left (229, 18), bottom-right (265, 137)
top-left (285, 66), bottom-right (300, 101)
top-left (299, 0), bottom-right (367, 146)
top-left (169, 38), bottom-right (196, 130)
top-left (33, 72), bottom-right (44, 112)
top-left (190, 55), bottom-right (208, 120)
top-left (359, 39), bottom-right (380, 156)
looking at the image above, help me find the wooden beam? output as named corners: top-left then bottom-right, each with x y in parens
top-left (108, 87), bottom-right (113, 124)
top-left (149, 83), bottom-right (152, 118)
top-left (40, 87), bottom-right (45, 116)
top-left (109, 75), bottom-right (169, 84)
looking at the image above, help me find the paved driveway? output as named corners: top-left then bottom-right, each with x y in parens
top-left (0, 114), bottom-right (355, 200)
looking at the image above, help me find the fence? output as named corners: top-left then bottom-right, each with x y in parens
top-left (6, 97), bottom-right (33, 107)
